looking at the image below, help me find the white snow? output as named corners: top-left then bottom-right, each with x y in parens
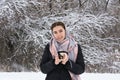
top-left (0, 72), bottom-right (120, 80)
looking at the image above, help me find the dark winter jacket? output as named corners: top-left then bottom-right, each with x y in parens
top-left (40, 44), bottom-right (85, 80)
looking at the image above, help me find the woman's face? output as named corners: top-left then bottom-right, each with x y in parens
top-left (52, 26), bottom-right (66, 42)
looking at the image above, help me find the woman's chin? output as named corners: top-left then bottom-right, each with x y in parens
top-left (57, 39), bottom-right (63, 43)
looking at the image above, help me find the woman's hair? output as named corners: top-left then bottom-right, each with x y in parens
top-left (51, 21), bottom-right (66, 31)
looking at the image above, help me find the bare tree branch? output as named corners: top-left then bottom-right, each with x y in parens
top-left (78, 0), bottom-right (88, 9)
top-left (78, 0), bottom-right (82, 8)
top-left (82, 0), bottom-right (88, 5)
top-left (49, 0), bottom-right (52, 12)
top-left (105, 0), bottom-right (110, 11)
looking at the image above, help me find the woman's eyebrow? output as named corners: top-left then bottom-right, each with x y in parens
top-left (59, 29), bottom-right (63, 31)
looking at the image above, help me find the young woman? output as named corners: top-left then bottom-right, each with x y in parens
top-left (40, 21), bottom-right (85, 80)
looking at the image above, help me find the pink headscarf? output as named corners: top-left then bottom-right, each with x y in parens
top-left (49, 31), bottom-right (81, 80)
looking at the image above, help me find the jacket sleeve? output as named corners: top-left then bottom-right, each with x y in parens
top-left (40, 44), bottom-right (56, 74)
top-left (65, 44), bottom-right (85, 74)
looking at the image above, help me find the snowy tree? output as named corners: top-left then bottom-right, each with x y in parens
top-left (0, 0), bottom-right (120, 72)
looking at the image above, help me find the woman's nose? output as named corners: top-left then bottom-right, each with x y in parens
top-left (57, 32), bottom-right (61, 36)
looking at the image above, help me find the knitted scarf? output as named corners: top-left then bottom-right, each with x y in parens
top-left (49, 32), bottom-right (81, 80)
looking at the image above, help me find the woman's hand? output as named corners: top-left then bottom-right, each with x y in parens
top-left (61, 53), bottom-right (69, 65)
top-left (54, 55), bottom-right (62, 65)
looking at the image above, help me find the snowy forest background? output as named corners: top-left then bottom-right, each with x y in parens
top-left (0, 0), bottom-right (120, 73)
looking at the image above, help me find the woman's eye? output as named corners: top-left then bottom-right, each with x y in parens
top-left (59, 30), bottom-right (63, 33)
top-left (53, 31), bottom-right (57, 34)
